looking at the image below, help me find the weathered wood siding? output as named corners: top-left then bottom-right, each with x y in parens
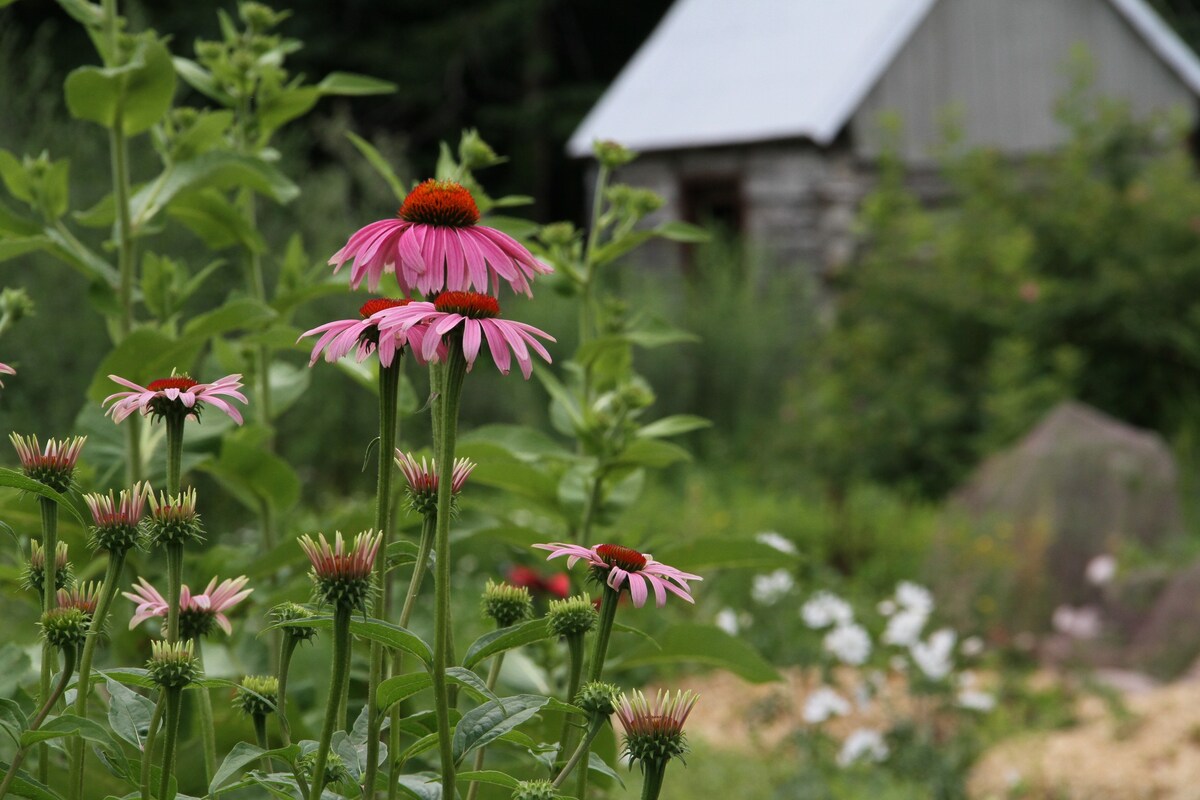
top-left (853, 0), bottom-right (1197, 160)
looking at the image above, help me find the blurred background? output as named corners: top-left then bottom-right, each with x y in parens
top-left (8, 0), bottom-right (1200, 797)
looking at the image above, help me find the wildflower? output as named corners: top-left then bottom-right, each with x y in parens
top-left (328, 179), bottom-right (552, 296)
top-left (714, 607), bottom-right (739, 635)
top-left (510, 779), bottom-right (559, 800)
top-left (802, 686), bottom-right (851, 724)
top-left (22, 540), bottom-right (71, 594)
top-left (145, 488), bottom-right (204, 547)
top-left (506, 565), bottom-right (571, 599)
top-left (754, 531), bottom-right (797, 555)
top-left (41, 607), bottom-right (89, 650)
top-left (824, 623), bottom-right (871, 666)
top-left (298, 298), bottom-right (443, 368)
top-left (960, 636), bottom-right (985, 657)
top-left (85, 482), bottom-right (149, 554)
top-left (533, 542), bottom-right (701, 607)
top-left (146, 640), bottom-right (200, 689)
top-left (837, 729), bottom-right (889, 766)
top-left (375, 291), bottom-right (554, 379)
top-left (103, 373), bottom-right (247, 424)
top-left (894, 581), bottom-right (934, 615)
top-left (911, 628), bottom-right (956, 680)
top-left (124, 575), bottom-right (252, 638)
top-left (57, 582), bottom-right (101, 616)
top-left (882, 608), bottom-right (928, 648)
top-left (751, 569), bottom-right (794, 605)
top-left (547, 595), bottom-right (598, 638)
top-left (233, 675), bottom-right (279, 717)
top-left (482, 580), bottom-right (533, 627)
top-left (9, 434), bottom-right (85, 493)
top-left (395, 451), bottom-right (474, 516)
top-left (616, 689), bottom-right (697, 770)
top-left (299, 530), bottom-right (382, 610)
top-left (1051, 605), bottom-right (1102, 640)
top-left (576, 681), bottom-right (621, 717)
top-left (0, 362), bottom-right (13, 387)
top-left (877, 599), bottom-right (897, 616)
top-left (271, 601), bottom-right (319, 642)
top-left (801, 591), bottom-right (853, 628)
top-left (1086, 554), bottom-right (1117, 586)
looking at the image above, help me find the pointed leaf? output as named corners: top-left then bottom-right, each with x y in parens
top-left (317, 72), bottom-right (396, 96)
top-left (346, 131), bottom-right (405, 201)
top-left (104, 676), bottom-right (154, 750)
top-left (636, 414), bottom-right (711, 439)
top-left (452, 695), bottom-right (553, 761)
top-left (462, 619), bottom-right (553, 670)
top-left (210, 742), bottom-right (300, 793)
top-left (0, 469), bottom-right (90, 529)
top-left (263, 616), bottom-right (433, 665)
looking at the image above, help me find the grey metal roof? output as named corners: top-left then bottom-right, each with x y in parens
top-left (567, 0), bottom-right (1200, 157)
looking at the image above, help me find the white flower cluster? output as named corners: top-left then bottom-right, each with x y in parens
top-left (803, 591), bottom-right (871, 665)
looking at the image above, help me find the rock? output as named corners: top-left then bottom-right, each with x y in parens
top-left (1127, 560), bottom-right (1200, 678)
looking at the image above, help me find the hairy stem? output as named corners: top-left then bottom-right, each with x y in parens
top-left (275, 634), bottom-right (311, 798)
top-left (253, 714), bottom-right (271, 772)
top-left (308, 603), bottom-right (353, 800)
top-left (157, 688), bottom-right (183, 800)
top-left (139, 694), bottom-right (164, 800)
top-left (463, 653), bottom-right (506, 800)
top-left (36, 498), bottom-right (57, 785)
top-left (640, 760), bottom-right (668, 800)
top-left (577, 585), bottom-right (621, 800)
top-left (0, 646), bottom-right (76, 800)
top-left (164, 543), bottom-right (183, 646)
top-left (552, 716), bottom-right (606, 790)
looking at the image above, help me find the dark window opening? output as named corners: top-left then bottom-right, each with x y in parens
top-left (680, 175), bottom-right (743, 272)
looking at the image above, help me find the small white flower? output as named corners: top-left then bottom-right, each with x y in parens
top-left (895, 581), bottom-right (934, 614)
top-left (877, 599), bottom-right (897, 616)
top-left (1052, 605), bottom-right (1102, 639)
top-left (824, 623), bottom-right (872, 666)
top-left (751, 569), bottom-right (794, 605)
top-left (957, 689), bottom-right (996, 712)
top-left (882, 608), bottom-right (927, 647)
top-left (1086, 554), bottom-right (1117, 586)
top-left (715, 608), bottom-right (740, 635)
top-left (837, 728), bottom-right (889, 766)
top-left (889, 655), bottom-right (908, 672)
top-left (801, 591), bottom-right (853, 629)
top-left (755, 531), bottom-right (798, 556)
top-left (911, 628), bottom-right (956, 680)
top-left (960, 636), bottom-right (985, 657)
top-left (802, 686), bottom-right (851, 724)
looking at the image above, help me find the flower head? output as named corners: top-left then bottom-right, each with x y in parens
top-left (616, 689), bottom-right (697, 770)
top-left (394, 450), bottom-right (474, 516)
top-left (233, 675), bottom-right (279, 717)
top-left (57, 581), bottom-right (102, 616)
top-left (547, 594), bottom-right (598, 638)
top-left (85, 482), bottom-right (149, 554)
top-left (298, 750), bottom-right (351, 787)
top-left (803, 686), bottom-right (852, 724)
top-left (299, 530), bottom-right (382, 610)
top-left (147, 640), bottom-right (200, 689)
top-left (298, 298), bottom-right (444, 369)
top-left (124, 575), bottom-right (252, 638)
top-left (576, 681), bottom-right (621, 717)
top-left (533, 542), bottom-right (701, 608)
top-left (911, 628), bottom-right (957, 680)
top-left (482, 580), bottom-right (533, 627)
top-left (0, 362), bottom-right (14, 387)
top-left (41, 607), bottom-right (89, 651)
top-left (510, 780), bottom-right (559, 800)
top-left (10, 434), bottom-right (85, 493)
top-left (751, 569), bottom-right (795, 605)
top-left (328, 179), bottom-right (552, 296)
top-left (801, 591), bottom-right (853, 629)
top-left (1086, 554), bottom-right (1117, 586)
top-left (146, 488), bottom-right (204, 547)
top-left (271, 601), bottom-right (319, 643)
top-left (22, 540), bottom-right (72, 594)
top-left (837, 729), bottom-right (889, 767)
top-left (103, 373), bottom-right (247, 424)
top-left (374, 291), bottom-right (554, 379)
top-left (823, 623), bottom-right (871, 666)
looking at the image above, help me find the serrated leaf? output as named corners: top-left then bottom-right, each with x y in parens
top-left (462, 619), bottom-right (553, 670)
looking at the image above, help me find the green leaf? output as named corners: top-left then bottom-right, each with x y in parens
top-left (592, 230), bottom-right (653, 267)
top-left (392, 773), bottom-right (442, 800)
top-left (0, 237), bottom-right (50, 264)
top-left (0, 644), bottom-right (32, 698)
top-left (41, 225), bottom-right (119, 285)
top-left (264, 616), bottom-right (433, 665)
top-left (0, 469), bottom-right (90, 529)
top-left (0, 198), bottom-right (39, 236)
top-left (64, 38), bottom-right (175, 135)
top-left (653, 537), bottom-right (800, 572)
top-left (55, 0), bottom-right (106, 27)
top-left (611, 438), bottom-right (691, 468)
top-left (654, 220), bottom-right (711, 243)
top-left (210, 742), bottom-right (300, 794)
top-left (346, 132), bottom-right (406, 202)
top-left (452, 695), bottom-right (553, 761)
top-left (458, 424), bottom-right (574, 460)
top-left (376, 672), bottom-right (432, 712)
top-left (317, 72), bottom-right (397, 96)
top-left (453, 442), bottom-right (560, 510)
top-left (637, 414), bottom-right (712, 439)
top-left (166, 188), bottom-right (266, 252)
top-left (462, 619), bottom-right (554, 670)
top-left (104, 676), bottom-right (154, 751)
top-left (20, 713), bottom-right (120, 751)
top-left (171, 57), bottom-right (234, 106)
top-left (0, 150), bottom-right (33, 204)
top-left (182, 297), bottom-right (276, 339)
top-left (201, 425), bottom-right (300, 514)
top-left (620, 624), bottom-right (780, 683)
top-left (0, 762), bottom-right (58, 800)
top-left (534, 367), bottom-right (585, 432)
top-left (257, 87), bottom-right (320, 136)
top-left (588, 751), bottom-right (626, 788)
top-left (455, 770), bottom-right (519, 789)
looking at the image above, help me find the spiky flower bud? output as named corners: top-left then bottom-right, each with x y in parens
top-left (395, 451), bottom-right (475, 517)
top-left (10, 434), bottom-right (85, 493)
top-left (592, 139), bottom-right (637, 169)
top-left (482, 580), bottom-right (533, 628)
top-left (85, 482), bottom-right (149, 555)
top-left (538, 222), bottom-right (576, 248)
top-left (146, 640), bottom-right (200, 689)
top-left (575, 681), bottom-right (620, 718)
top-left (233, 674), bottom-right (278, 717)
top-left (298, 750), bottom-right (351, 786)
top-left (299, 531), bottom-right (381, 611)
top-left (617, 689), bottom-right (697, 771)
top-left (271, 602), bottom-right (319, 642)
top-left (40, 607), bottom-right (88, 651)
top-left (146, 488), bottom-right (204, 548)
top-left (57, 581), bottom-right (101, 615)
top-left (547, 595), bottom-right (598, 638)
top-left (22, 540), bottom-right (72, 594)
top-left (510, 779), bottom-right (559, 800)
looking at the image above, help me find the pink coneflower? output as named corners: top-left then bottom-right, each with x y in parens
top-left (86, 483), bottom-right (150, 553)
top-left (616, 689), bottom-right (698, 768)
top-left (103, 374), bottom-right (247, 424)
top-left (329, 179), bottom-right (552, 297)
top-left (396, 450), bottom-right (474, 496)
top-left (124, 575), bottom-right (252, 637)
top-left (0, 361), bottom-right (14, 387)
top-left (375, 291), bottom-right (554, 379)
top-left (57, 581), bottom-right (102, 615)
top-left (298, 298), bottom-right (444, 368)
top-left (532, 543), bottom-right (701, 608)
top-left (10, 434), bottom-right (86, 492)
top-left (299, 530), bottom-right (382, 609)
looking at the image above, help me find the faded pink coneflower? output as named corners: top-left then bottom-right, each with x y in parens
top-left (299, 298), bottom-right (444, 368)
top-left (395, 451), bottom-right (475, 497)
top-left (57, 582), bottom-right (102, 616)
top-left (616, 689), bottom-right (698, 769)
top-left (532, 543), bottom-right (701, 608)
top-left (10, 434), bottom-right (86, 492)
top-left (375, 291), bottom-right (554, 379)
top-left (328, 179), bottom-right (552, 296)
top-left (299, 530), bottom-right (382, 610)
top-left (103, 374), bottom-right (247, 424)
top-left (124, 575), bottom-right (252, 637)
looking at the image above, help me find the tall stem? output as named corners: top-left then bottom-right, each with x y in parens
top-left (308, 604), bottom-right (353, 800)
top-left (275, 635), bottom-right (310, 798)
top-left (157, 688), bottom-right (184, 800)
top-left (577, 585), bottom-right (620, 800)
top-left (68, 551), bottom-right (127, 800)
top-left (193, 640), bottom-right (217, 783)
top-left (552, 717), bottom-right (605, 790)
top-left (432, 342), bottom-right (468, 800)
top-left (36, 498), bottom-right (57, 785)
top-left (365, 363), bottom-right (402, 798)
top-left (253, 715), bottom-right (271, 772)
top-left (640, 761), bottom-right (668, 800)
top-left (165, 413), bottom-right (184, 496)
top-left (463, 653), bottom-right (506, 800)
top-left (139, 694), bottom-right (164, 800)
top-left (556, 633), bottom-right (587, 761)
top-left (0, 646), bottom-right (75, 800)
top-left (164, 412), bottom-right (185, 645)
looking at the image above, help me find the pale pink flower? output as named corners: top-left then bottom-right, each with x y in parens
top-left (328, 179), bottom-right (552, 296)
top-left (395, 451), bottom-right (475, 495)
top-left (616, 689), bottom-right (698, 753)
top-left (0, 361), bottom-right (14, 387)
top-left (10, 434), bottom-right (86, 477)
top-left (376, 291), bottom-right (554, 379)
top-left (85, 482), bottom-right (150, 528)
top-left (298, 298), bottom-right (443, 368)
top-left (124, 575), bottom-right (252, 636)
top-left (57, 582), bottom-right (102, 615)
top-left (299, 530), bottom-right (382, 581)
top-left (103, 374), bottom-right (248, 424)
top-left (532, 542), bottom-right (701, 608)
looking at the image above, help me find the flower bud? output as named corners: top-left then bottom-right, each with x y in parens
top-left (547, 595), bottom-right (598, 638)
top-left (482, 580), bottom-right (533, 628)
top-left (22, 540), bottom-right (72, 594)
top-left (575, 681), bottom-right (620, 718)
top-left (538, 222), bottom-right (576, 248)
top-left (459, 129), bottom-right (503, 170)
top-left (592, 140), bottom-right (636, 169)
top-left (86, 482), bottom-right (149, 555)
top-left (10, 434), bottom-right (85, 493)
top-left (511, 779), bottom-right (559, 800)
top-left (298, 750), bottom-right (351, 786)
top-left (271, 602), bottom-right (319, 642)
top-left (299, 531), bottom-right (381, 611)
top-left (617, 689), bottom-right (697, 770)
top-left (146, 488), bottom-right (204, 548)
top-left (40, 607), bottom-right (88, 651)
top-left (234, 674), bottom-right (279, 717)
top-left (147, 640), bottom-right (200, 689)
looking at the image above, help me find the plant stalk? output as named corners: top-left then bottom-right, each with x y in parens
top-left (157, 688), bottom-right (183, 800)
top-left (139, 694), bottom-right (164, 800)
top-left (556, 632), bottom-right (587, 763)
top-left (463, 653), bottom-right (506, 800)
top-left (576, 585), bottom-right (621, 800)
top-left (308, 603), bottom-right (353, 800)
top-left (36, 498), bottom-right (57, 785)
top-left (193, 639), bottom-right (217, 782)
top-left (640, 760), bottom-right (668, 800)
top-left (253, 714), bottom-right (271, 772)
top-left (552, 716), bottom-right (606, 790)
top-left (0, 646), bottom-right (76, 800)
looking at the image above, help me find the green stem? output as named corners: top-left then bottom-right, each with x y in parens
top-left (193, 640), bottom-right (217, 783)
top-left (158, 688), bottom-right (183, 800)
top-left (365, 362), bottom-right (402, 798)
top-left (140, 694), bottom-right (164, 800)
top-left (575, 468), bottom-right (607, 545)
top-left (552, 716), bottom-right (606, 790)
top-left (253, 714), bottom-right (271, 772)
top-left (164, 543), bottom-right (183, 645)
top-left (68, 551), bottom-right (127, 800)
top-left (432, 341), bottom-right (468, 800)
top-left (165, 413), bottom-right (184, 496)
top-left (308, 604), bottom-right (353, 800)
top-left (576, 585), bottom-right (620, 800)
top-left (36, 498), bottom-right (57, 786)
top-left (0, 646), bottom-right (75, 800)
top-left (640, 761), bottom-right (668, 800)
top-left (556, 633), bottom-right (587, 762)
top-left (463, 653), bottom-right (506, 800)
top-left (275, 635), bottom-right (310, 798)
